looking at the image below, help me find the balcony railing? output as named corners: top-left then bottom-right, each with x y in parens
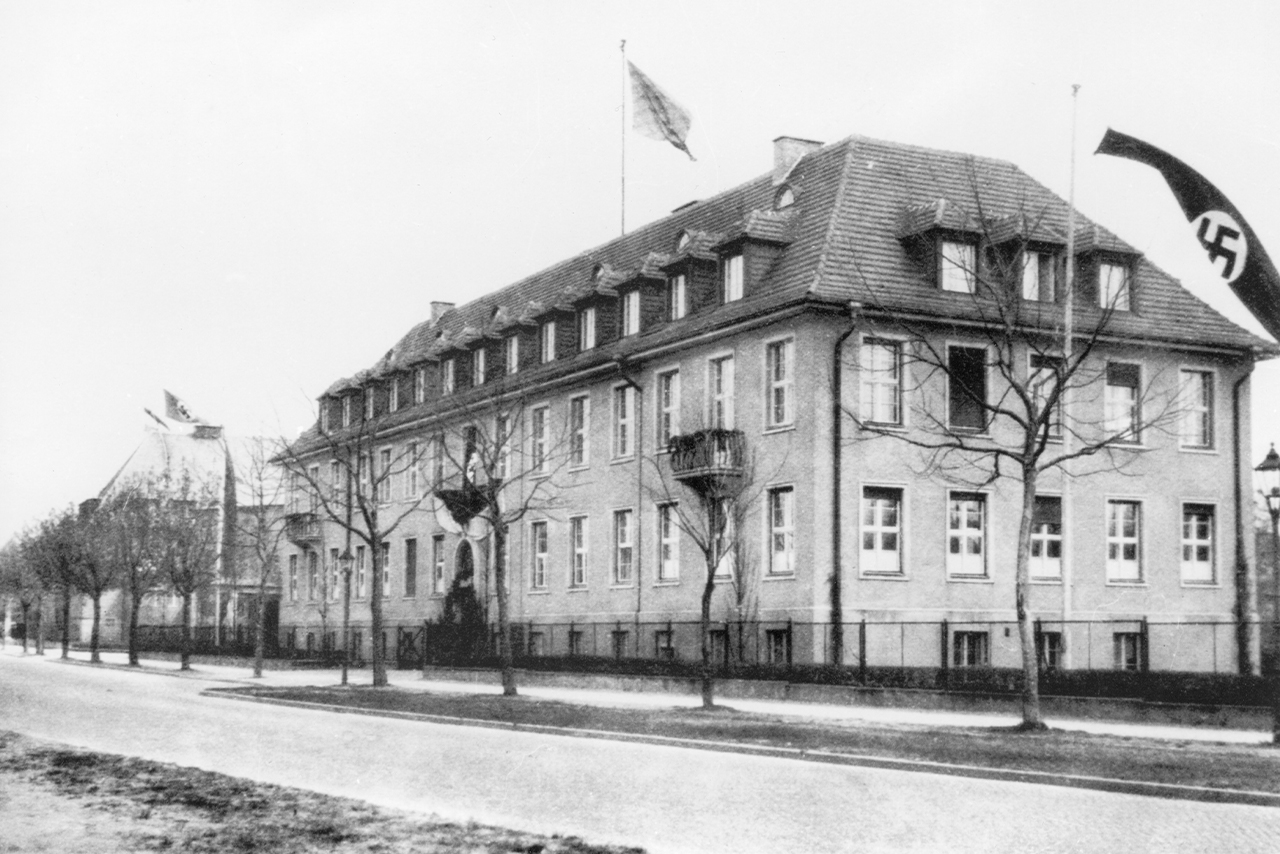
top-left (667, 429), bottom-right (745, 495)
top-left (285, 512), bottom-right (321, 544)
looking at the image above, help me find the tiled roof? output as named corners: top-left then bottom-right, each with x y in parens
top-left (324, 133), bottom-right (1272, 401)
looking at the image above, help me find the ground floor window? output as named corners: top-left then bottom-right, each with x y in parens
top-left (305, 632), bottom-right (314, 654)
top-left (351, 630), bottom-right (363, 661)
top-left (765, 628), bottom-right (791, 665)
top-left (952, 631), bottom-right (989, 667)
top-left (611, 630), bottom-right (629, 659)
top-left (654, 630), bottom-right (675, 661)
top-left (568, 630), bottom-right (584, 657)
top-left (709, 629), bottom-right (729, 667)
top-left (528, 631), bottom-right (545, 657)
top-left (1114, 632), bottom-right (1143, 671)
top-left (1037, 631), bottom-right (1062, 670)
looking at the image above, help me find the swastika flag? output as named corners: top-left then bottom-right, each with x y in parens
top-left (1096, 129), bottom-right (1280, 343)
top-left (628, 62), bottom-right (695, 161)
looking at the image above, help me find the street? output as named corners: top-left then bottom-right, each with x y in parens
top-left (2, 652), bottom-right (1278, 853)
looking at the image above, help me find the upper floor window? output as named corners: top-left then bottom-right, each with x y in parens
top-left (722, 254), bottom-right (743, 303)
top-left (940, 240), bottom-right (976, 293)
top-left (861, 339), bottom-right (902, 426)
top-left (570, 516), bottom-right (588, 587)
top-left (947, 492), bottom-right (986, 578)
top-left (1106, 500), bottom-right (1142, 582)
top-left (947, 346), bottom-right (987, 432)
top-left (1179, 370), bottom-right (1214, 449)
top-left (407, 441), bottom-right (420, 498)
top-left (709, 356), bottom-right (735, 429)
top-left (1099, 262), bottom-right (1131, 311)
top-left (365, 390), bottom-right (375, 420)
top-left (657, 502), bottom-right (680, 582)
top-left (577, 307), bottom-right (597, 351)
top-left (441, 358), bottom-right (456, 395)
top-left (1029, 354), bottom-right (1063, 438)
top-left (766, 339), bottom-right (794, 428)
top-left (495, 414), bottom-right (511, 480)
top-left (620, 290), bottom-right (641, 336)
top-left (404, 539), bottom-right (417, 598)
top-left (613, 385), bottom-right (635, 459)
top-left (377, 449), bottom-right (392, 503)
top-left (320, 404), bottom-right (330, 434)
top-left (668, 274), bottom-right (687, 320)
top-left (1181, 503), bottom-right (1216, 584)
top-left (1030, 495), bottom-right (1062, 579)
top-left (471, 348), bottom-right (486, 387)
top-left (767, 486), bottom-right (795, 575)
top-left (431, 535), bottom-right (446, 595)
top-left (613, 509), bottom-right (635, 585)
top-left (342, 396), bottom-right (352, 427)
top-left (531, 521), bottom-right (548, 589)
top-left (505, 335), bottom-right (519, 375)
top-left (389, 380), bottom-right (399, 413)
top-left (414, 368), bottom-right (426, 404)
top-left (540, 321), bottom-right (556, 363)
top-left (569, 395), bottom-right (589, 467)
top-left (1104, 363), bottom-right (1141, 443)
top-left (657, 370), bottom-right (680, 447)
top-left (355, 546), bottom-right (367, 598)
top-left (1022, 251), bottom-right (1057, 302)
top-left (775, 186), bottom-right (796, 209)
top-left (861, 486), bottom-right (902, 575)
top-left (531, 405), bottom-right (549, 474)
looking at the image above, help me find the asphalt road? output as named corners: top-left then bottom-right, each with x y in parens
top-left (2, 652), bottom-right (1278, 853)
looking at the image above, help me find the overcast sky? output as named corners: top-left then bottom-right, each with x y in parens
top-left (2, 0), bottom-right (1279, 542)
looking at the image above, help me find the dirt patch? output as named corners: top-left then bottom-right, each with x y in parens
top-left (0, 731), bottom-right (643, 853)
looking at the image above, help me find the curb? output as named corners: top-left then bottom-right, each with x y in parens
top-left (204, 688), bottom-right (1280, 809)
top-left (48, 656), bottom-right (247, 684)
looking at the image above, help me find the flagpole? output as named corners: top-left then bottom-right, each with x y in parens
top-left (1062, 83), bottom-right (1080, 668)
top-left (620, 39), bottom-right (627, 236)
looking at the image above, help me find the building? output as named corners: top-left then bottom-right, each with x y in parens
top-left (279, 134), bottom-right (1273, 675)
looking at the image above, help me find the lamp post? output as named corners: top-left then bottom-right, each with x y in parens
top-left (338, 548), bottom-right (354, 687)
top-left (1254, 444), bottom-right (1280, 745)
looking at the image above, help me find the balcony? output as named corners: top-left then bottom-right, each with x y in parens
top-left (434, 481), bottom-right (500, 528)
top-left (667, 429), bottom-right (745, 496)
top-left (285, 512), bottom-right (322, 545)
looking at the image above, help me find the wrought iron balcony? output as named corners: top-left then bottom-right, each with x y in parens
top-left (667, 429), bottom-right (745, 496)
top-left (434, 481), bottom-right (500, 528)
top-left (285, 511), bottom-right (322, 544)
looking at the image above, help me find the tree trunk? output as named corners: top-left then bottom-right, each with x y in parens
top-left (35, 595), bottom-right (46, 655)
top-left (90, 593), bottom-right (102, 663)
top-left (20, 604), bottom-right (29, 653)
top-left (180, 593), bottom-right (192, 671)
top-left (253, 577), bottom-right (267, 678)
top-left (493, 522), bottom-right (517, 696)
top-left (700, 574), bottom-right (715, 709)
top-left (1015, 472), bottom-right (1046, 730)
top-left (370, 534), bottom-right (387, 688)
top-left (59, 586), bottom-right (71, 658)
top-left (128, 591), bottom-right (142, 666)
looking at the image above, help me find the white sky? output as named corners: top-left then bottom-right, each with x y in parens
top-left (2, 0), bottom-right (1279, 543)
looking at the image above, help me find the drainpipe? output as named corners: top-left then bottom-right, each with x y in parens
top-left (615, 360), bottom-right (645, 649)
top-left (830, 302), bottom-right (861, 665)
top-left (1234, 363), bottom-right (1261, 675)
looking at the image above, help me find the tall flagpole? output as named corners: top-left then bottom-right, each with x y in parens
top-left (1062, 83), bottom-right (1080, 668)
top-left (620, 39), bottom-right (627, 235)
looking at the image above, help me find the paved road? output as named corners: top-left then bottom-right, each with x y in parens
top-left (2, 652), bottom-right (1278, 853)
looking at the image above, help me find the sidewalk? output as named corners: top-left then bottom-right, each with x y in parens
top-left (11, 645), bottom-right (1272, 746)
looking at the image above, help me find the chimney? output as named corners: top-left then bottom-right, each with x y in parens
top-left (773, 136), bottom-right (823, 185)
top-left (430, 302), bottom-right (455, 323)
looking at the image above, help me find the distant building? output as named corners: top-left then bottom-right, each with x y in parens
top-left (281, 134), bottom-right (1273, 674)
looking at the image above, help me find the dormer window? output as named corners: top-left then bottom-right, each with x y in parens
top-left (620, 290), bottom-right (640, 336)
top-left (676, 231), bottom-right (691, 252)
top-left (471, 348), bottom-right (486, 387)
top-left (342, 396), bottom-right (352, 427)
top-left (577, 307), bottom-right (597, 351)
top-left (668, 274), bottom-right (687, 320)
top-left (1099, 261), bottom-right (1131, 311)
top-left (441, 358), bottom-right (456, 395)
top-left (505, 335), bottom-right (519, 374)
top-left (722, 253), bottom-right (744, 303)
top-left (364, 390), bottom-right (374, 420)
top-left (775, 186), bottom-right (796, 210)
top-left (320, 404), bottom-right (330, 433)
top-left (389, 381), bottom-right (399, 413)
top-left (540, 320), bottom-right (556, 363)
top-left (1022, 250), bottom-right (1058, 302)
top-left (414, 368), bottom-right (425, 403)
top-left (939, 240), bottom-right (976, 293)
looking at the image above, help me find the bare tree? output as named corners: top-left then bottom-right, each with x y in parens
top-left (95, 482), bottom-right (164, 667)
top-left (0, 535), bottom-right (44, 653)
top-left (233, 438), bottom-right (289, 678)
top-left (153, 471), bottom-right (223, 671)
top-left (844, 183), bottom-right (1182, 728)
top-left (75, 503), bottom-right (126, 664)
top-left (27, 509), bottom-right (83, 658)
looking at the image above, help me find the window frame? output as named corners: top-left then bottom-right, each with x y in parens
top-left (766, 485), bottom-right (796, 576)
top-left (377, 447), bottom-right (393, 504)
top-left (540, 320), bottom-right (556, 363)
top-left (764, 337), bottom-right (795, 430)
top-left (1180, 502), bottom-right (1217, 586)
top-left (530, 521), bottom-right (549, 590)
top-left (404, 538), bottom-right (417, 598)
top-left (1099, 260), bottom-right (1132, 311)
top-left (530, 404), bottom-right (550, 475)
top-left (620, 290), bottom-right (641, 336)
top-left (939, 239), bottom-right (977, 294)
top-left (414, 367), bottom-right (426, 403)
top-left (947, 344), bottom-right (988, 433)
top-left (1028, 353), bottom-right (1063, 439)
top-left (569, 515), bottom-right (588, 588)
top-left (1021, 249), bottom-right (1058, 303)
top-left (1178, 368), bottom-right (1215, 450)
top-left (505, 335), bottom-right (519, 375)
top-left (722, 253), bottom-right (744, 303)
top-left (657, 501), bottom-right (680, 583)
top-left (1113, 632), bottom-right (1143, 671)
top-left (708, 353), bottom-right (736, 430)
top-left (952, 631), bottom-right (990, 667)
top-left (656, 368), bottom-right (681, 449)
top-left (471, 348), bottom-right (486, 387)
top-left (355, 545), bottom-right (367, 599)
top-left (612, 384), bottom-right (635, 460)
top-left (431, 534), bottom-right (446, 596)
top-left (860, 337), bottom-right (904, 427)
top-left (577, 307), bottom-right (597, 351)
top-left (389, 379), bottom-right (399, 413)
top-left (1105, 498), bottom-right (1143, 584)
top-left (668, 274), bottom-right (687, 321)
top-left (1104, 362), bottom-right (1143, 445)
top-left (441, 358), bottom-right (456, 396)
top-left (365, 389), bottom-right (375, 420)
top-left (612, 508), bottom-right (635, 586)
top-left (860, 484), bottom-right (905, 577)
top-left (1029, 494), bottom-right (1063, 582)
top-left (342, 396), bottom-right (352, 427)
top-left (946, 490), bottom-right (989, 580)
top-left (569, 394), bottom-right (590, 468)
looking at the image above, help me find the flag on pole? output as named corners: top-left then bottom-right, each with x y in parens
top-left (628, 61), bottom-right (695, 161)
top-left (1096, 129), bottom-right (1280, 343)
top-left (164, 389), bottom-right (201, 423)
top-left (143, 408), bottom-right (169, 430)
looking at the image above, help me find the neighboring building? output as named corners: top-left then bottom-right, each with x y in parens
top-left (280, 134), bottom-right (1273, 674)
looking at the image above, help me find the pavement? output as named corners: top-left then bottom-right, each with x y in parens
top-left (7, 644), bottom-right (1273, 745)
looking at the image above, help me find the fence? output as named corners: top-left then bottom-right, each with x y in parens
top-left (134, 624), bottom-right (278, 659)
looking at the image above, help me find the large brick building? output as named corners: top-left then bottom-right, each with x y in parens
top-left (279, 134), bottom-right (1273, 675)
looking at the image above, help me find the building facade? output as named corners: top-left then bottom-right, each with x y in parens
top-left (280, 134), bottom-right (1272, 674)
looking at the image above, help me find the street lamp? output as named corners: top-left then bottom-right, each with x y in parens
top-left (338, 548), bottom-right (354, 687)
top-left (1254, 445), bottom-right (1280, 745)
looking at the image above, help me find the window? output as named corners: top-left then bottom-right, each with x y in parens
top-left (722, 254), bottom-right (743, 303)
top-left (307, 552), bottom-right (319, 600)
top-left (356, 546), bottom-right (366, 598)
top-left (380, 541), bottom-right (391, 598)
top-left (328, 548), bottom-right (340, 602)
top-left (1099, 261), bottom-right (1131, 311)
top-left (308, 465), bottom-right (320, 513)
top-left (1021, 251), bottom-right (1056, 302)
top-left (713, 498), bottom-right (735, 579)
top-left (621, 290), bottom-right (640, 336)
top-left (940, 241), bottom-right (976, 293)
top-left (1029, 354), bottom-right (1063, 437)
top-left (531, 522), bottom-right (548, 589)
top-left (505, 335), bottom-right (519, 375)
top-left (765, 339), bottom-right (794, 428)
top-left (365, 390), bottom-right (374, 420)
top-left (861, 486), bottom-right (902, 575)
top-left (948, 346), bottom-right (987, 431)
top-left (570, 516), bottom-right (588, 587)
top-left (613, 509), bottom-right (634, 585)
top-left (472, 348), bottom-right (486, 386)
top-left (441, 358), bottom-right (455, 395)
top-left (540, 321), bottom-right (556, 363)
top-left (577, 307), bottom-right (597, 351)
top-left (568, 631), bottom-right (584, 656)
top-left (389, 380), bottom-right (399, 413)
top-left (953, 631), bottom-right (989, 667)
top-left (668, 274), bottom-right (687, 320)
top-left (329, 460), bottom-right (341, 502)
top-left (1037, 631), bottom-right (1063, 670)
top-left (709, 356), bottom-right (735, 429)
top-left (1106, 500), bottom-right (1142, 582)
top-left (432, 434), bottom-right (445, 486)
top-left (1030, 496), bottom-right (1062, 580)
top-left (766, 629), bottom-right (791, 665)
top-left (947, 492), bottom-right (986, 577)
top-left (404, 539), bottom-right (417, 597)
top-left (1181, 503), bottom-right (1215, 584)
top-left (657, 370), bottom-right (680, 447)
top-left (342, 396), bottom-right (352, 427)
top-left (407, 441), bottom-right (420, 499)
top-left (569, 395), bottom-right (589, 467)
top-left (495, 414), bottom-right (510, 480)
top-left (1114, 632), bottom-right (1143, 671)
top-left (709, 630), bottom-right (728, 667)
top-left (657, 502), bottom-right (680, 582)
top-left (414, 367), bottom-right (426, 404)
top-left (377, 448), bottom-right (392, 503)
top-left (431, 535), bottom-right (445, 595)
top-left (860, 339), bottom-right (902, 425)
top-left (288, 555), bottom-right (298, 601)
top-left (320, 405), bottom-right (330, 433)
top-left (767, 487), bottom-right (795, 575)
top-left (527, 632), bottom-right (545, 657)
top-left (613, 385), bottom-right (634, 459)
top-left (654, 630), bottom-right (675, 661)
top-left (531, 406), bottom-right (549, 474)
top-left (1179, 370), bottom-right (1214, 448)
top-left (611, 630), bottom-right (629, 659)
top-left (1104, 363), bottom-right (1141, 443)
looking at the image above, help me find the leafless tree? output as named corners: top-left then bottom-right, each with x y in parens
top-left (233, 438), bottom-right (290, 678)
top-left (844, 177), bottom-right (1183, 728)
top-left (0, 536), bottom-right (44, 653)
top-left (75, 504), bottom-right (124, 664)
top-left (27, 509), bottom-right (83, 658)
top-left (153, 471), bottom-right (223, 671)
top-left (94, 481), bottom-right (165, 667)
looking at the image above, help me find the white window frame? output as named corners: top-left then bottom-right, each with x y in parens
top-left (569, 394), bottom-right (590, 468)
top-left (472, 348), bottom-right (486, 387)
top-left (939, 240), bottom-right (976, 293)
top-left (570, 516), bottom-right (588, 587)
top-left (329, 459), bottom-right (341, 502)
top-left (1106, 499), bottom-right (1143, 583)
top-left (531, 521), bottom-right (548, 589)
top-left (288, 555), bottom-right (298, 601)
top-left (329, 548), bottom-right (340, 602)
top-left (708, 354), bottom-right (735, 430)
top-left (320, 404), bottom-right (330, 434)
top-left (1181, 502), bottom-right (1216, 585)
top-left (307, 465), bottom-right (320, 513)
top-left (946, 491), bottom-right (988, 579)
top-left (540, 321), bottom-right (556, 363)
top-left (356, 545), bottom-right (366, 598)
top-left (1029, 494), bottom-right (1062, 581)
top-left (495, 414), bottom-right (511, 480)
top-left (860, 338), bottom-right (903, 426)
top-left (613, 508), bottom-right (634, 585)
top-left (380, 541), bottom-right (391, 598)
top-left (1114, 632), bottom-right (1142, 670)
top-left (531, 405), bottom-right (550, 474)
top-left (612, 384), bottom-right (635, 460)
top-left (407, 441), bottom-right (419, 499)
top-left (656, 368), bottom-right (681, 448)
top-left (389, 380), bottom-right (399, 413)
top-left (441, 358), bottom-right (456, 395)
top-left (1179, 369), bottom-right (1214, 450)
top-left (1021, 250), bottom-right (1056, 302)
top-left (668, 274), bottom-right (687, 320)
top-left (377, 447), bottom-right (392, 503)
top-left (1029, 353), bottom-right (1063, 439)
top-left (621, 290), bottom-right (641, 336)
top-left (1104, 362), bottom-right (1142, 444)
top-left (722, 253), bottom-right (743, 303)
top-left (505, 335), bottom-right (519, 375)
top-left (1099, 261), bottom-right (1131, 311)
top-left (953, 631), bottom-right (990, 667)
top-left (365, 389), bottom-right (374, 420)
top-left (767, 486), bottom-right (795, 576)
top-left (765, 338), bottom-right (795, 429)
top-left (657, 502), bottom-right (680, 582)
top-left (414, 367), bottom-right (426, 404)
top-left (577, 307), bottom-right (597, 351)
top-left (431, 534), bottom-right (446, 595)
top-left (860, 485), bottom-right (904, 576)
top-left (342, 396), bottom-right (352, 427)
